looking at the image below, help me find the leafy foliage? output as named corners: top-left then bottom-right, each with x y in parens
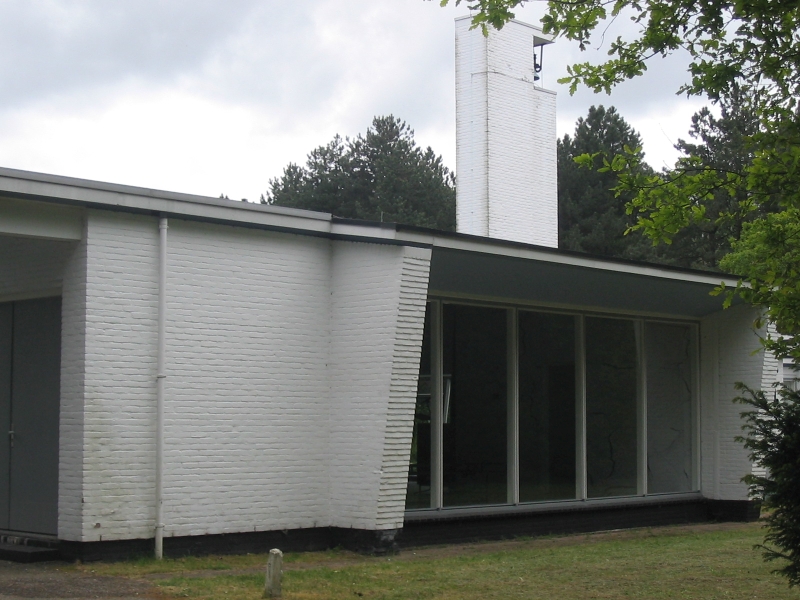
top-left (736, 383), bottom-right (800, 586)
top-left (561, 99), bottom-right (763, 269)
top-left (721, 210), bottom-right (800, 359)
top-left (264, 116), bottom-right (456, 231)
top-left (445, 0), bottom-right (800, 106)
top-left (656, 88), bottom-right (766, 270)
top-left (601, 89), bottom-right (768, 270)
top-left (437, 0), bottom-right (520, 34)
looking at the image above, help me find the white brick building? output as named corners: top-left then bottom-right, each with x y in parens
top-left (0, 19), bottom-right (771, 560)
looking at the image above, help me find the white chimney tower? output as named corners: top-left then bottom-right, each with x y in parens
top-left (455, 17), bottom-right (557, 247)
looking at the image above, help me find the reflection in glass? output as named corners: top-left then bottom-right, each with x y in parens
top-left (518, 311), bottom-right (576, 501)
top-left (443, 304), bottom-right (507, 506)
top-left (406, 303), bottom-right (432, 509)
top-left (586, 317), bottom-right (638, 498)
top-left (646, 322), bottom-right (694, 493)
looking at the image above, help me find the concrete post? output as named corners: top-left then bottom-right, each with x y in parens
top-left (264, 548), bottom-right (283, 598)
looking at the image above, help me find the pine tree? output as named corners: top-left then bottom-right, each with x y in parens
top-left (658, 88), bottom-right (765, 270)
top-left (264, 116), bottom-right (456, 231)
top-left (558, 106), bottom-right (656, 261)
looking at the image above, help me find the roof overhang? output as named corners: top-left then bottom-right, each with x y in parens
top-left (428, 247), bottom-right (732, 319)
top-left (0, 166), bottom-right (739, 319)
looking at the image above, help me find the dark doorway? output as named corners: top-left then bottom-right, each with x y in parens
top-left (0, 297), bottom-right (61, 535)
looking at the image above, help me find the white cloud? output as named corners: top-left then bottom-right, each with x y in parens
top-left (0, 0), bottom-right (712, 201)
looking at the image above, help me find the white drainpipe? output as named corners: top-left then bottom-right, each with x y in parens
top-left (155, 216), bottom-right (168, 559)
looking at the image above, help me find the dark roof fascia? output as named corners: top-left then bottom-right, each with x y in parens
top-left (394, 222), bottom-right (740, 288)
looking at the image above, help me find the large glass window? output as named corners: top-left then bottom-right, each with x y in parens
top-left (585, 317), bottom-right (639, 498)
top-left (518, 311), bottom-right (576, 501)
top-left (405, 301), bottom-right (698, 512)
top-left (646, 322), bottom-right (695, 493)
top-left (406, 303), bottom-right (432, 509)
top-left (442, 304), bottom-right (507, 506)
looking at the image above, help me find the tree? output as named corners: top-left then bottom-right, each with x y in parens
top-left (736, 383), bottom-right (800, 586)
top-left (442, 0), bottom-right (800, 585)
top-left (559, 100), bottom-right (760, 269)
top-left (638, 88), bottom-right (767, 270)
top-left (264, 116), bottom-right (456, 231)
top-left (558, 105), bottom-right (656, 261)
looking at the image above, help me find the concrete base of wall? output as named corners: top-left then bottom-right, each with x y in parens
top-left (399, 499), bottom-right (761, 547)
top-left (59, 527), bottom-right (400, 562)
top-left (57, 499), bottom-right (760, 561)
top-left (707, 499), bottom-right (762, 522)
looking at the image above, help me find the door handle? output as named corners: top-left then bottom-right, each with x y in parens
top-left (8, 430), bottom-right (13, 448)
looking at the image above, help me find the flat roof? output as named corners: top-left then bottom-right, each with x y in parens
top-left (0, 166), bottom-right (739, 318)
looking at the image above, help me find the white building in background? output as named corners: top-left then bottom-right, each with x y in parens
top-left (0, 20), bottom-right (771, 561)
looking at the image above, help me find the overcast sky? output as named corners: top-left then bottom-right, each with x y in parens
top-left (0, 0), bottom-right (710, 201)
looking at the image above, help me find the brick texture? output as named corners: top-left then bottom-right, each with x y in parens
top-left (455, 19), bottom-right (558, 247)
top-left (699, 305), bottom-right (770, 501)
top-left (81, 210), bottom-right (160, 541)
top-left (59, 225), bottom-right (88, 541)
top-left (376, 248), bottom-right (431, 529)
top-left (67, 214), bottom-right (431, 542)
top-left (328, 242), bottom-right (432, 530)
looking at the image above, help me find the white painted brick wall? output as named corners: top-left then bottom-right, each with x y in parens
top-left (81, 210), bottom-right (160, 541)
top-left (74, 212), bottom-right (431, 541)
top-left (59, 225), bottom-right (88, 541)
top-left (751, 323), bottom-right (780, 479)
top-left (761, 324), bottom-right (781, 395)
top-left (375, 248), bottom-right (431, 529)
top-left (328, 242), bottom-right (431, 531)
top-left (456, 19), bottom-right (558, 247)
top-left (700, 305), bottom-right (767, 501)
top-left (164, 219), bottom-right (332, 537)
top-left (455, 17), bottom-right (489, 237)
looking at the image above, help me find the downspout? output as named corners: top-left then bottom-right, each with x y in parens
top-left (155, 216), bottom-right (168, 559)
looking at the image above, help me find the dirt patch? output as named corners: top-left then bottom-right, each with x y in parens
top-left (0, 560), bottom-right (161, 600)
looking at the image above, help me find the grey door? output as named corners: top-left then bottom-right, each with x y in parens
top-left (0, 298), bottom-right (61, 535)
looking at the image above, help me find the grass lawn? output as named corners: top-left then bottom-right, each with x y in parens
top-left (74, 521), bottom-right (800, 599)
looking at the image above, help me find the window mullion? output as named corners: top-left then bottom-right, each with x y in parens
top-left (507, 308), bottom-right (519, 505)
top-left (430, 300), bottom-right (444, 509)
top-left (575, 314), bottom-right (587, 501)
top-left (637, 320), bottom-right (648, 496)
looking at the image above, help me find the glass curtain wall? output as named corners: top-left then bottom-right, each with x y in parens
top-left (442, 304), bottom-right (507, 507)
top-left (406, 303), bottom-right (432, 509)
top-left (406, 302), bottom-right (697, 512)
top-left (646, 322), bottom-right (694, 493)
top-left (585, 317), bottom-right (639, 498)
top-left (518, 311), bottom-right (576, 501)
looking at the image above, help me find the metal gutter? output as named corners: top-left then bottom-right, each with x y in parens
top-left (155, 217), bottom-right (167, 559)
